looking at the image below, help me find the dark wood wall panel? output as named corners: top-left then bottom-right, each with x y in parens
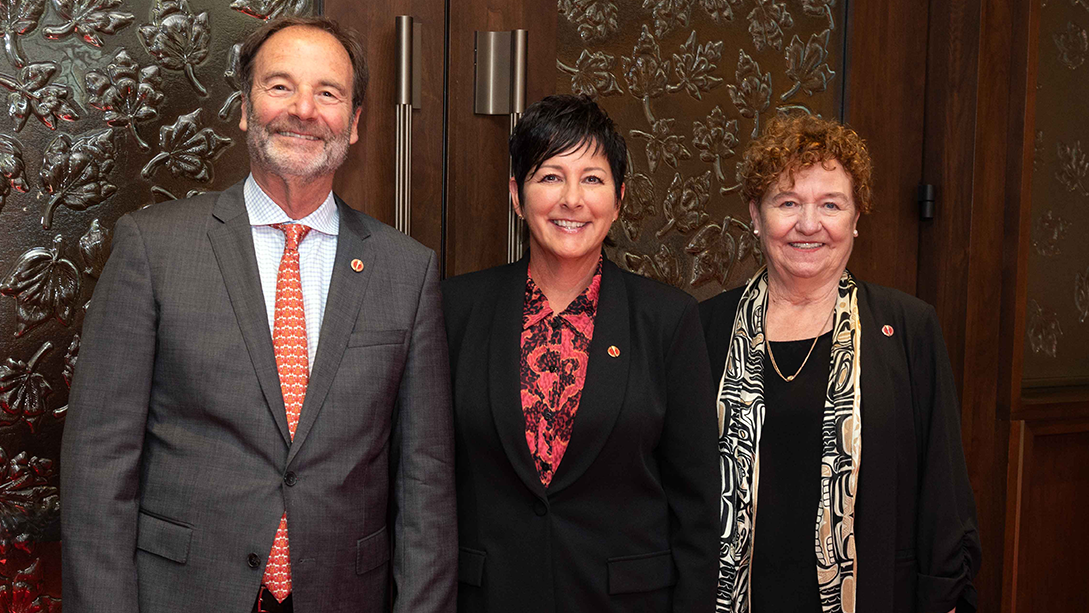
top-left (1005, 420), bottom-right (1089, 612)
top-left (916, 0), bottom-right (1040, 609)
top-left (326, 0), bottom-right (447, 255)
top-left (842, 0), bottom-right (928, 296)
top-left (444, 1), bottom-right (557, 276)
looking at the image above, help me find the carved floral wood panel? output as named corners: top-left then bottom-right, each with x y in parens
top-left (0, 0), bottom-right (311, 604)
top-left (556, 0), bottom-right (846, 301)
top-left (1024, 0), bottom-right (1089, 385)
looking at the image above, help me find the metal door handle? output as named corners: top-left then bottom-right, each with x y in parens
top-left (508, 30), bottom-right (528, 264)
top-left (394, 16), bottom-right (421, 236)
top-left (474, 29), bottom-right (528, 262)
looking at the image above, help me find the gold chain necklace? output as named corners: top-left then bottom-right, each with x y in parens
top-left (766, 308), bottom-right (834, 383)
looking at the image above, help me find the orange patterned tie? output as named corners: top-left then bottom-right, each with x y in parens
top-left (263, 223), bottom-right (311, 602)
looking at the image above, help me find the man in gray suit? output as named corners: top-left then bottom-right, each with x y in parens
top-left (60, 16), bottom-right (456, 613)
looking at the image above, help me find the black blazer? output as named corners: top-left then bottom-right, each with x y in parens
top-left (700, 280), bottom-right (982, 613)
top-left (442, 256), bottom-right (719, 613)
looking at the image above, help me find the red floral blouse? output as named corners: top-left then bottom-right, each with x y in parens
top-left (520, 260), bottom-right (602, 488)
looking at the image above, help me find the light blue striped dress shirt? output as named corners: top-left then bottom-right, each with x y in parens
top-left (244, 175), bottom-right (339, 370)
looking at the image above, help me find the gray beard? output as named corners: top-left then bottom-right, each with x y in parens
top-left (246, 107), bottom-right (353, 180)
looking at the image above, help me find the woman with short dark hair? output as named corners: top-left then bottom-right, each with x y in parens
top-left (443, 94), bottom-right (719, 612)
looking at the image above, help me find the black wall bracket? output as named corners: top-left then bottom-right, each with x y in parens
top-left (918, 184), bottom-right (936, 220)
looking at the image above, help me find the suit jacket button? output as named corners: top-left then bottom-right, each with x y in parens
top-left (247, 553), bottom-right (261, 568)
top-left (284, 471), bottom-right (297, 486)
top-left (533, 501), bottom-right (547, 516)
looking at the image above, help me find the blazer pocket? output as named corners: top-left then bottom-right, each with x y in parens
top-left (347, 329), bottom-right (407, 348)
top-left (607, 549), bottom-right (676, 595)
top-left (136, 510), bottom-right (192, 564)
top-left (356, 526), bottom-right (390, 575)
top-left (458, 547), bottom-right (486, 586)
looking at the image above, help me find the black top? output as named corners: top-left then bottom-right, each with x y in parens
top-left (700, 282), bottom-right (982, 613)
top-left (751, 333), bottom-right (831, 613)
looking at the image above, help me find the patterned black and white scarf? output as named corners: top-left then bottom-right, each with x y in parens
top-left (716, 267), bottom-right (863, 613)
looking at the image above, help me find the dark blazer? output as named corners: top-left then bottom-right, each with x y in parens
top-left (442, 256), bottom-right (719, 613)
top-left (61, 181), bottom-right (457, 613)
top-left (700, 280), bottom-right (982, 613)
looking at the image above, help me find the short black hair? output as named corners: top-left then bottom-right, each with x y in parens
top-left (510, 94), bottom-right (626, 205)
top-left (238, 16), bottom-right (369, 113)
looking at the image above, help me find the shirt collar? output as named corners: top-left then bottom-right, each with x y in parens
top-left (244, 174), bottom-right (339, 236)
top-left (522, 256), bottom-right (603, 338)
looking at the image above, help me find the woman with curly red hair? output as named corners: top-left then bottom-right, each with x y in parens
top-left (700, 114), bottom-right (981, 613)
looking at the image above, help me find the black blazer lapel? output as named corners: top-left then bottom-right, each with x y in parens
top-left (854, 283), bottom-right (898, 588)
top-left (488, 257), bottom-right (548, 500)
top-left (207, 183), bottom-right (291, 445)
top-left (548, 258), bottom-right (631, 494)
top-left (287, 200), bottom-right (373, 466)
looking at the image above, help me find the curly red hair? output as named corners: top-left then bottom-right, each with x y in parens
top-left (740, 114), bottom-right (873, 213)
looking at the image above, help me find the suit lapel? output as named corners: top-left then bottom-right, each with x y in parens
top-left (548, 258), bottom-right (631, 494)
top-left (207, 183), bottom-right (291, 445)
top-left (488, 258), bottom-right (548, 500)
top-left (287, 199), bottom-right (373, 466)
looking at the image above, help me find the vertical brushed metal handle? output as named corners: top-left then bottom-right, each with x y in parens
top-left (394, 16), bottom-right (414, 236)
top-left (507, 29), bottom-right (528, 263)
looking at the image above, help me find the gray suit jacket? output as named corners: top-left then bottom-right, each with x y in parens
top-left (60, 181), bottom-right (457, 613)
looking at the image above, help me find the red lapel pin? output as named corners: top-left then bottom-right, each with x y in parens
top-left (882, 325), bottom-right (894, 337)
top-left (607, 345), bottom-right (620, 358)
top-left (350, 259), bottom-right (364, 272)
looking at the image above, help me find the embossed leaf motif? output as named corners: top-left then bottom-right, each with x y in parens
top-left (218, 43), bottom-right (243, 120)
top-left (1076, 267), bottom-right (1089, 324)
top-left (616, 167), bottom-right (656, 241)
top-left (727, 49), bottom-right (772, 138)
top-left (62, 334), bottom-right (78, 388)
top-left (1027, 299), bottom-right (1062, 358)
top-left (631, 118), bottom-right (691, 173)
top-left (142, 108), bottom-right (231, 183)
top-left (693, 106), bottom-right (738, 162)
top-left (668, 30), bottom-right (723, 100)
top-left (0, 450), bottom-right (60, 557)
top-left (782, 29), bottom-right (835, 100)
top-left (39, 128), bottom-right (116, 228)
top-left (0, 559), bottom-right (62, 612)
top-left (802, 0), bottom-right (836, 29)
top-left (0, 342), bottom-right (53, 432)
top-left (0, 62), bottom-right (81, 132)
top-left (1056, 140), bottom-right (1089, 195)
top-left (42, 0), bottom-right (133, 47)
top-left (0, 236), bottom-right (82, 336)
top-left (621, 25), bottom-right (669, 101)
top-left (624, 244), bottom-right (683, 288)
top-left (1031, 210), bottom-right (1071, 257)
top-left (698, 0), bottom-right (742, 23)
top-left (138, 0), bottom-right (211, 96)
top-left (230, 0), bottom-right (311, 21)
top-left (85, 48), bottom-right (164, 151)
top-left (642, 0), bottom-right (694, 38)
top-left (1054, 21), bottom-right (1088, 70)
top-left (0, 0), bottom-right (45, 68)
top-left (558, 50), bottom-right (623, 100)
top-left (559, 0), bottom-right (619, 43)
top-left (685, 216), bottom-right (755, 287)
top-left (747, 0), bottom-right (793, 52)
top-left (78, 218), bottom-right (110, 277)
top-left (658, 170), bottom-right (711, 237)
top-left (0, 135), bottom-right (29, 210)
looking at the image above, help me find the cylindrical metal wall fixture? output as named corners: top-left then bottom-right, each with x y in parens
top-left (474, 31), bottom-right (513, 115)
top-left (394, 16), bottom-right (414, 236)
top-left (507, 30), bottom-right (529, 263)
